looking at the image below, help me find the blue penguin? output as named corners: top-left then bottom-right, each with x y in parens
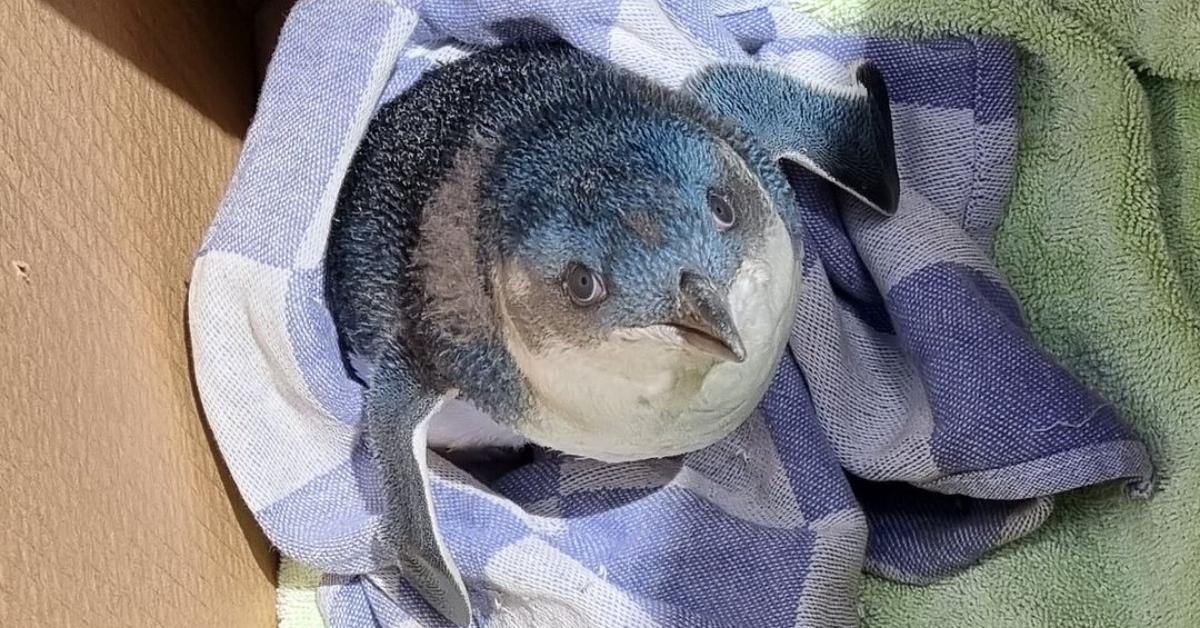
top-left (324, 41), bottom-right (897, 626)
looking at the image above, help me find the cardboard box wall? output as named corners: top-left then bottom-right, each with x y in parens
top-left (2, 0), bottom-right (286, 624)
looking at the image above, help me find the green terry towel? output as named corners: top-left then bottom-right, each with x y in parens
top-left (790, 0), bottom-right (1200, 626)
top-left (1047, 0), bottom-right (1200, 80)
top-left (278, 559), bottom-right (324, 628)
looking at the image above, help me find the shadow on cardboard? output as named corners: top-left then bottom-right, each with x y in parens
top-left (37, 0), bottom-right (258, 138)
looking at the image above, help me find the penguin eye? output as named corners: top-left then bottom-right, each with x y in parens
top-left (564, 263), bottom-right (606, 306)
top-left (707, 190), bottom-right (735, 231)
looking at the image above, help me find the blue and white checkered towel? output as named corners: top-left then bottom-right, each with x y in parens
top-left (188, 1), bottom-right (1153, 626)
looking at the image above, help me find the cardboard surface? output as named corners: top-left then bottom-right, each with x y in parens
top-left (1, 0), bottom-right (277, 625)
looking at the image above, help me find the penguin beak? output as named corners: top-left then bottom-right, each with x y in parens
top-left (669, 271), bottom-right (746, 363)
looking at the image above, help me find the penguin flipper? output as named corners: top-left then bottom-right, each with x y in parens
top-left (687, 60), bottom-right (900, 216)
top-left (366, 348), bottom-right (472, 627)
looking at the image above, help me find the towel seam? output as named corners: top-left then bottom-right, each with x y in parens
top-left (964, 35), bottom-right (983, 237)
top-left (916, 439), bottom-right (1152, 500)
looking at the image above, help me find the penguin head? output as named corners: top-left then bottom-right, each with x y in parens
top-left (481, 102), bottom-right (799, 460)
top-left (479, 57), bottom-right (898, 383)
top-left (488, 111), bottom-right (777, 367)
